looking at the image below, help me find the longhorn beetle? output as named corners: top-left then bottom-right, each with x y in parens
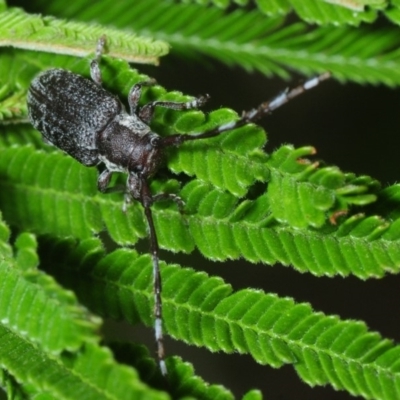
top-left (27, 36), bottom-right (330, 377)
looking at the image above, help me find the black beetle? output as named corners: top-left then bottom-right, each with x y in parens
top-left (27, 35), bottom-right (330, 376)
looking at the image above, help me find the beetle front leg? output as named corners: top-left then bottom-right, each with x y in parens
top-left (90, 35), bottom-right (106, 86)
top-left (128, 79), bottom-right (157, 115)
top-left (99, 169), bottom-right (132, 212)
top-left (98, 169), bottom-right (127, 194)
top-left (97, 168), bottom-right (112, 192)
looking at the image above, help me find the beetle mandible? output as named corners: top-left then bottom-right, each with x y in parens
top-left (27, 35), bottom-right (330, 377)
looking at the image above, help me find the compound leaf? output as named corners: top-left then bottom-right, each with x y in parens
top-left (111, 342), bottom-right (237, 400)
top-left (1, 6), bottom-right (400, 398)
top-left (0, 245), bottom-right (101, 354)
top-left (0, 7), bottom-right (168, 64)
top-left (1, 144), bottom-right (399, 279)
top-left (0, 328), bottom-right (169, 400)
top-left (40, 236), bottom-right (400, 400)
top-left (14, 0), bottom-right (400, 85)
top-left (18, 0), bottom-right (388, 25)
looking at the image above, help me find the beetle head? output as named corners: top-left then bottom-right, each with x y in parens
top-left (97, 113), bottom-right (164, 177)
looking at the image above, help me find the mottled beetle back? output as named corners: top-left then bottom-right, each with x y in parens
top-left (28, 69), bottom-right (121, 166)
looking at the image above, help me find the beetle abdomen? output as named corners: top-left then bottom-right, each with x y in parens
top-left (27, 69), bottom-right (121, 166)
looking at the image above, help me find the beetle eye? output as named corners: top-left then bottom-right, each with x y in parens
top-left (150, 136), bottom-right (160, 147)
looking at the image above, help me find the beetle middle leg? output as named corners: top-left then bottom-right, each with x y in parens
top-left (152, 192), bottom-right (185, 214)
top-left (128, 80), bottom-right (157, 114)
top-left (139, 95), bottom-right (210, 124)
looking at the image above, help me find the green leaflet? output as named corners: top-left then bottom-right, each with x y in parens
top-left (41, 237), bottom-right (400, 400)
top-left (288, 0), bottom-right (379, 24)
top-left (0, 211), bottom-right (12, 257)
top-left (255, 0), bottom-right (291, 16)
top-left (386, 0), bottom-right (400, 24)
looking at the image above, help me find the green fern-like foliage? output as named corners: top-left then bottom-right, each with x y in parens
top-left (37, 236), bottom-right (400, 400)
top-left (181, 0), bottom-right (388, 23)
top-left (0, 217), bottom-right (246, 399)
top-left (12, 0), bottom-right (400, 84)
top-left (0, 7), bottom-right (168, 63)
top-left (1, 0), bottom-right (400, 399)
top-left (17, 0), bottom-right (392, 25)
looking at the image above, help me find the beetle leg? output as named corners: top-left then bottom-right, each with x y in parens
top-left (98, 168), bottom-right (128, 198)
top-left (143, 200), bottom-right (167, 377)
top-left (90, 35), bottom-right (106, 86)
top-left (139, 95), bottom-right (210, 124)
top-left (97, 168), bottom-right (113, 192)
top-left (128, 79), bottom-right (157, 115)
top-left (122, 193), bottom-right (132, 213)
top-left (127, 173), bottom-right (167, 376)
top-left (152, 192), bottom-right (185, 214)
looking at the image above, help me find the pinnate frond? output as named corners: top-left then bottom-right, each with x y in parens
top-left (0, 242), bottom-right (101, 354)
top-left (111, 342), bottom-right (241, 399)
top-left (0, 329), bottom-right (169, 400)
top-left (181, 180), bottom-right (400, 278)
top-left (0, 7), bottom-right (168, 63)
top-left (26, 0), bottom-right (387, 25)
top-left (0, 227), bottom-right (241, 400)
top-left (16, 0), bottom-right (400, 85)
top-left (0, 219), bottom-right (173, 399)
top-left (267, 145), bottom-right (380, 228)
top-left (0, 227), bottom-right (254, 399)
top-left (40, 236), bottom-right (400, 400)
top-left (1, 137), bottom-right (400, 279)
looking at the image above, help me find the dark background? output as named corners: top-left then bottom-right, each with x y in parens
top-left (6, 1), bottom-right (400, 398)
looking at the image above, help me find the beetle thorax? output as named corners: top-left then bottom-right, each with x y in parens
top-left (96, 113), bottom-right (164, 177)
